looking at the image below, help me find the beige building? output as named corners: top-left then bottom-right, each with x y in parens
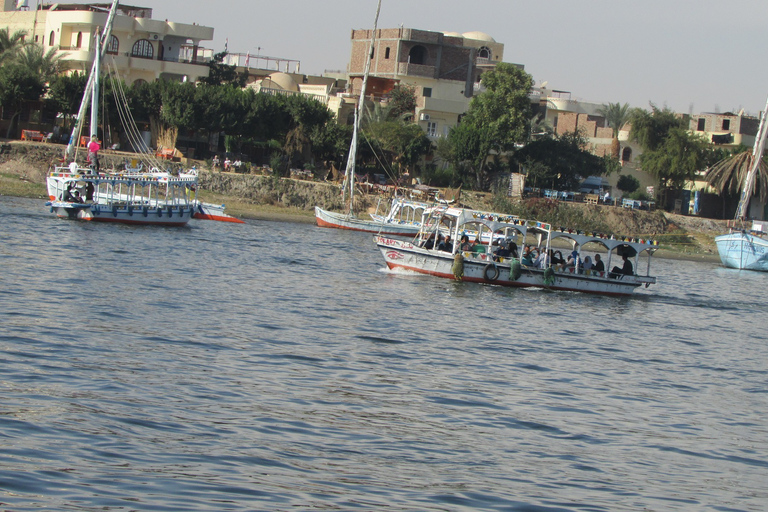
top-left (346, 27), bottom-right (513, 138)
top-left (0, 1), bottom-right (214, 84)
top-left (689, 111), bottom-right (758, 149)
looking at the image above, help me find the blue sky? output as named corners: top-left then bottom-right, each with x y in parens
top-left (83, 0), bottom-right (768, 116)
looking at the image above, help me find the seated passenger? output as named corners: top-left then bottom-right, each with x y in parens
top-left (470, 238), bottom-right (485, 254)
top-left (564, 247), bottom-right (581, 269)
top-left (609, 254), bottom-right (634, 278)
top-left (460, 235), bottom-right (471, 251)
top-left (593, 254), bottom-right (605, 272)
top-left (551, 250), bottom-right (565, 269)
top-left (582, 255), bottom-right (593, 274)
top-left (438, 235), bottom-right (453, 252)
top-left (423, 233), bottom-right (436, 250)
top-left (534, 248), bottom-right (548, 269)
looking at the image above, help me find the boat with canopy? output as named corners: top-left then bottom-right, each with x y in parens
top-left (375, 206), bottom-right (658, 296)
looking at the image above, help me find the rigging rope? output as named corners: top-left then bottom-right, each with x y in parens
top-left (106, 58), bottom-right (166, 171)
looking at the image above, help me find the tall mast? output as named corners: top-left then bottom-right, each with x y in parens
top-left (64, 0), bottom-right (120, 160)
top-left (342, 0), bottom-right (382, 215)
top-left (735, 94), bottom-right (768, 220)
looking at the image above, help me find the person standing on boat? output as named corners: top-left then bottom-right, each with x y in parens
top-left (87, 137), bottom-right (100, 172)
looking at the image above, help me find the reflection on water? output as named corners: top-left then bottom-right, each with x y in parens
top-left (1, 196), bottom-right (767, 511)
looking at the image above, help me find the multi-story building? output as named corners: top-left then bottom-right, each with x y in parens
top-left (346, 27), bottom-right (514, 138)
top-left (689, 111), bottom-right (758, 149)
top-left (0, 1), bottom-right (214, 84)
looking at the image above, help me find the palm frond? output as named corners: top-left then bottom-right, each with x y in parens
top-left (705, 151), bottom-right (768, 202)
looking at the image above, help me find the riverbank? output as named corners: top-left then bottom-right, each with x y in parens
top-left (0, 140), bottom-right (726, 262)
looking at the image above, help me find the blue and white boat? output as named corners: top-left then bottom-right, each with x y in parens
top-left (715, 95), bottom-right (768, 271)
top-left (716, 222), bottom-right (768, 271)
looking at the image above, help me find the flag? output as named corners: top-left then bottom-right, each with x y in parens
top-left (245, 52), bottom-right (250, 67)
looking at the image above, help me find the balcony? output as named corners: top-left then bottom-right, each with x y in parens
top-left (397, 62), bottom-right (436, 79)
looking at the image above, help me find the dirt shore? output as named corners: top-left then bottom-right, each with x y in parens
top-left (0, 140), bottom-right (726, 263)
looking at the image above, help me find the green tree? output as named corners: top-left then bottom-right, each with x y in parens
top-left (0, 28), bottom-right (28, 65)
top-left (705, 146), bottom-right (768, 207)
top-left (310, 119), bottom-right (352, 177)
top-left (0, 64), bottom-right (46, 138)
top-left (597, 102), bottom-right (631, 159)
top-left (616, 174), bottom-right (640, 195)
top-left (511, 131), bottom-right (612, 190)
top-left (15, 43), bottom-right (63, 83)
top-left (48, 72), bottom-right (87, 129)
top-left (387, 84), bottom-right (417, 121)
top-left (450, 62), bottom-right (533, 190)
top-left (199, 51), bottom-right (247, 87)
top-left (630, 105), bottom-right (709, 204)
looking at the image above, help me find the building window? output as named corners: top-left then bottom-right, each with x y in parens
top-left (408, 45), bottom-right (427, 65)
top-left (132, 39), bottom-right (154, 59)
top-left (49, 31), bottom-right (54, 46)
top-left (722, 119), bottom-right (731, 130)
top-left (478, 46), bottom-right (491, 59)
top-left (423, 87), bottom-right (432, 98)
top-left (106, 35), bottom-right (119, 54)
top-left (697, 118), bottom-right (706, 131)
top-left (75, 32), bottom-right (82, 48)
top-left (427, 121), bottom-right (437, 137)
top-left (385, 47), bottom-right (390, 59)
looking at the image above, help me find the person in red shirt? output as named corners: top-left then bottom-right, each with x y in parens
top-left (87, 137), bottom-right (101, 172)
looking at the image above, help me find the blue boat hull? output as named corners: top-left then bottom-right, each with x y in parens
top-left (715, 231), bottom-right (768, 271)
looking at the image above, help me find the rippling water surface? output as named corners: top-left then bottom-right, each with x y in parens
top-left (1, 196), bottom-right (767, 511)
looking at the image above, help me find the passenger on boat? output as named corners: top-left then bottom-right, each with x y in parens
top-left (593, 254), bottom-right (605, 272)
top-left (534, 247), bottom-right (548, 268)
top-left (564, 247), bottom-right (581, 270)
top-left (550, 250), bottom-right (565, 269)
top-left (460, 235), bottom-right (471, 251)
top-left (438, 235), bottom-right (453, 252)
top-left (609, 254), bottom-right (633, 278)
top-left (62, 182), bottom-right (79, 203)
top-left (87, 138), bottom-right (100, 172)
top-left (494, 241), bottom-right (513, 259)
top-left (582, 255), bottom-right (593, 274)
top-left (423, 233), bottom-right (437, 249)
top-left (521, 246), bottom-right (535, 266)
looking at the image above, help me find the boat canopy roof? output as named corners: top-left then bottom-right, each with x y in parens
top-left (426, 207), bottom-right (658, 255)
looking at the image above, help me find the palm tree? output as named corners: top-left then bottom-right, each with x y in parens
top-left (0, 28), bottom-right (28, 65)
top-left (597, 102), bottom-right (631, 159)
top-left (705, 151), bottom-right (768, 205)
top-left (15, 43), bottom-right (63, 82)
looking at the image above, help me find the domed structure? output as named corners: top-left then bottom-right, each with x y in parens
top-left (461, 31), bottom-right (495, 43)
top-left (263, 72), bottom-right (299, 92)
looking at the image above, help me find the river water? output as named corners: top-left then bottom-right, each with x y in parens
top-left (1, 195), bottom-right (766, 512)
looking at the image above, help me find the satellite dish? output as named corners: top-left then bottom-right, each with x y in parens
top-left (16, 0), bottom-right (30, 9)
top-left (541, 81), bottom-right (548, 89)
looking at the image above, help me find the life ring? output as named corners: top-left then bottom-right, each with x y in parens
top-left (483, 264), bottom-right (499, 281)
